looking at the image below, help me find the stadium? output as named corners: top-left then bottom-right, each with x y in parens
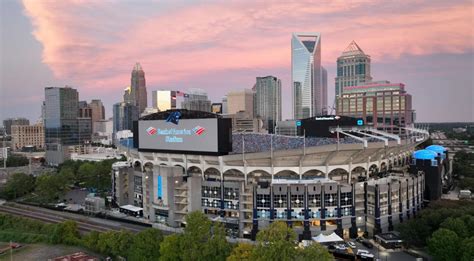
top-left (112, 109), bottom-right (444, 240)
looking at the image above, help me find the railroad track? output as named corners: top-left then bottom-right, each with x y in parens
top-left (0, 204), bottom-right (142, 233)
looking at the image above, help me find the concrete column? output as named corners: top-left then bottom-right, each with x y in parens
top-left (348, 159), bottom-right (353, 183)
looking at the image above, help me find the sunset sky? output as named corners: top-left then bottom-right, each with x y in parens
top-left (1, 0), bottom-right (473, 122)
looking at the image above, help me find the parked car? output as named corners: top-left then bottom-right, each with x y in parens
top-left (335, 244), bottom-right (347, 251)
top-left (362, 240), bottom-right (374, 249)
top-left (347, 241), bottom-right (356, 249)
top-left (359, 252), bottom-right (375, 260)
top-left (356, 237), bottom-right (365, 243)
top-left (357, 249), bottom-right (375, 260)
top-left (357, 249), bottom-right (370, 255)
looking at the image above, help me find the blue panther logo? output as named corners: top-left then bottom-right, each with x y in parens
top-left (166, 111), bottom-right (181, 125)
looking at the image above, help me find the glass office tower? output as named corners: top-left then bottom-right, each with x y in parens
top-left (292, 32), bottom-right (325, 119)
top-left (113, 102), bottom-right (140, 134)
top-left (254, 76), bottom-right (282, 133)
top-left (44, 86), bottom-right (91, 165)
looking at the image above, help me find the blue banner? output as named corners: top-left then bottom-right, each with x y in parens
top-left (157, 176), bottom-right (163, 199)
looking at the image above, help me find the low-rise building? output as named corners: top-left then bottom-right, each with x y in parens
top-left (11, 123), bottom-right (45, 151)
top-left (84, 194), bottom-right (105, 214)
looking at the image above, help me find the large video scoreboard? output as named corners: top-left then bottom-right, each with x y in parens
top-left (135, 110), bottom-right (232, 155)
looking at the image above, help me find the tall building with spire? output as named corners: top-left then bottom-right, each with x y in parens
top-left (335, 41), bottom-right (372, 97)
top-left (291, 32), bottom-right (325, 119)
top-left (123, 63), bottom-right (147, 113)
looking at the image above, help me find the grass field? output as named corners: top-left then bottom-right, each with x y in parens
top-left (0, 243), bottom-right (101, 261)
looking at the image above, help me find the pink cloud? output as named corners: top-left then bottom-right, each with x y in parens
top-left (21, 0), bottom-right (473, 97)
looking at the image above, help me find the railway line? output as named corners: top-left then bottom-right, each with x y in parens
top-left (0, 203), bottom-right (146, 234)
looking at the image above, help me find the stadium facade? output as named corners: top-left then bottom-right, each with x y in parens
top-left (112, 110), bottom-right (442, 240)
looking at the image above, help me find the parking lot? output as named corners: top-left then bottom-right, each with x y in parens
top-left (347, 239), bottom-right (428, 261)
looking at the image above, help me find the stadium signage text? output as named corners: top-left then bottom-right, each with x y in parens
top-left (315, 116), bottom-right (341, 121)
top-left (146, 126), bottom-right (206, 143)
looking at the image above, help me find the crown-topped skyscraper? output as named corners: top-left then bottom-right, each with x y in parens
top-left (124, 62), bottom-right (148, 113)
top-left (335, 41), bottom-right (372, 97)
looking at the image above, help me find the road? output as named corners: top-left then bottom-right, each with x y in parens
top-left (349, 239), bottom-right (426, 261)
top-left (0, 203), bottom-right (150, 234)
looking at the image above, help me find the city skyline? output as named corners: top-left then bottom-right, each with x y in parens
top-left (1, 0), bottom-right (473, 123)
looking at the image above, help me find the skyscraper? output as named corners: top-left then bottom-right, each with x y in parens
top-left (89, 99), bottom-right (105, 124)
top-left (124, 63), bottom-right (148, 113)
top-left (226, 89), bottom-right (255, 118)
top-left (335, 41), bottom-right (372, 97)
top-left (44, 86), bottom-right (91, 165)
top-left (113, 102), bottom-right (139, 134)
top-left (78, 101), bottom-right (92, 118)
top-left (254, 76), bottom-right (282, 133)
top-left (291, 32), bottom-right (324, 119)
top-left (222, 96), bottom-right (228, 114)
top-left (321, 67), bottom-right (328, 114)
top-left (152, 90), bottom-right (176, 111)
top-left (181, 89), bottom-right (212, 112)
top-left (78, 99), bottom-right (105, 133)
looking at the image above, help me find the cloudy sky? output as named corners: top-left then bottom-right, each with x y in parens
top-left (1, 0), bottom-right (473, 122)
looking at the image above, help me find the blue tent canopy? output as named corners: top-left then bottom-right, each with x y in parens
top-left (425, 145), bottom-right (446, 155)
top-left (413, 149), bottom-right (438, 160)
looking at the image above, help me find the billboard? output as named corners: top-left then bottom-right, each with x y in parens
top-left (138, 118), bottom-right (220, 153)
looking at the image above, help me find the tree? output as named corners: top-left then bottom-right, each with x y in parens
top-left (96, 230), bottom-right (134, 257)
top-left (440, 217), bottom-right (468, 238)
top-left (95, 160), bottom-right (113, 191)
top-left (128, 228), bottom-right (164, 261)
top-left (295, 243), bottom-right (333, 261)
top-left (397, 218), bottom-right (432, 246)
top-left (0, 172), bottom-right (35, 199)
top-left (160, 234), bottom-right (182, 261)
top-left (428, 228), bottom-right (461, 261)
top-left (58, 167), bottom-right (75, 185)
top-left (227, 243), bottom-right (254, 261)
top-left (77, 162), bottom-right (98, 188)
top-left (252, 221), bottom-right (298, 261)
top-left (159, 212), bottom-right (231, 261)
top-left (460, 215), bottom-right (474, 237)
top-left (202, 222), bottom-right (232, 261)
top-left (459, 177), bottom-right (474, 190)
top-left (35, 172), bottom-right (69, 203)
top-left (180, 211), bottom-right (231, 261)
top-left (82, 231), bottom-right (100, 251)
top-left (461, 237), bottom-right (474, 261)
top-left (51, 220), bottom-right (81, 245)
top-left (0, 155), bottom-right (29, 167)
top-left (108, 230), bottom-right (134, 258)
